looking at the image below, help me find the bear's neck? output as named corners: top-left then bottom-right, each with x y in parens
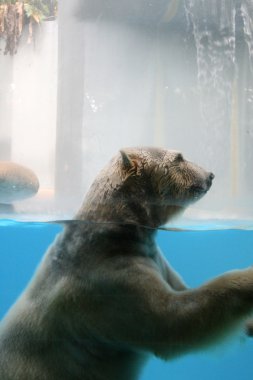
top-left (75, 175), bottom-right (183, 229)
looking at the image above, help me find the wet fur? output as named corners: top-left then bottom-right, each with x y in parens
top-left (0, 147), bottom-right (252, 380)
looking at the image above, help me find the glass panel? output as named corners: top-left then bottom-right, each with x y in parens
top-left (0, 0), bottom-right (252, 228)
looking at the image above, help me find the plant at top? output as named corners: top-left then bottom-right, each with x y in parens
top-left (0, 0), bottom-right (57, 55)
top-left (24, 0), bottom-right (56, 23)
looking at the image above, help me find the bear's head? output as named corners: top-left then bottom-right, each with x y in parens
top-left (80, 147), bottom-right (214, 227)
top-left (118, 147), bottom-right (214, 226)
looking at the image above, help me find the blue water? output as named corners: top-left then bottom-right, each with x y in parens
top-left (0, 222), bottom-right (253, 379)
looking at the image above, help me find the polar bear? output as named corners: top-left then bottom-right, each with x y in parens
top-left (0, 147), bottom-right (253, 380)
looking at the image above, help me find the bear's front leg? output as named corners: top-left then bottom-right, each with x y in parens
top-left (155, 248), bottom-right (188, 291)
top-left (78, 261), bottom-right (253, 359)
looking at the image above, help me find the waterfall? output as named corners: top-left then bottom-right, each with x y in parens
top-left (241, 0), bottom-right (253, 72)
top-left (184, 0), bottom-right (253, 209)
top-left (184, 0), bottom-right (236, 131)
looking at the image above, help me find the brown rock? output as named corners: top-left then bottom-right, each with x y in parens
top-left (0, 162), bottom-right (39, 204)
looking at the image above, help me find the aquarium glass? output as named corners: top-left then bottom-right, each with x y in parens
top-left (0, 1), bottom-right (252, 225)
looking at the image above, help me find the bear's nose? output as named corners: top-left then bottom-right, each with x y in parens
top-left (206, 172), bottom-right (214, 188)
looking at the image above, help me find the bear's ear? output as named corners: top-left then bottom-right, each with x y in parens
top-left (120, 150), bottom-right (134, 170)
top-left (120, 150), bottom-right (135, 171)
top-left (120, 150), bottom-right (141, 176)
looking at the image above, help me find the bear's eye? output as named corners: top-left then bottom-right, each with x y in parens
top-left (175, 153), bottom-right (183, 162)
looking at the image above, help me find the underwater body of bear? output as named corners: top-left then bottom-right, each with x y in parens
top-left (1, 147), bottom-right (253, 380)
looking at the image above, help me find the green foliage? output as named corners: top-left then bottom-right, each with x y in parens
top-left (0, 0), bottom-right (16, 4)
top-left (0, 1), bottom-right (57, 22)
top-left (24, 0), bottom-right (57, 23)
top-left (0, 1), bottom-right (57, 55)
